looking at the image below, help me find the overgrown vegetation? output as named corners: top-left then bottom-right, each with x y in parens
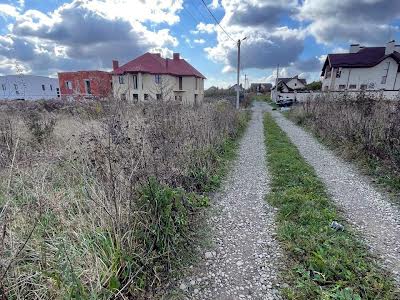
top-left (263, 112), bottom-right (397, 299)
top-left (0, 99), bottom-right (249, 299)
top-left (287, 94), bottom-right (400, 201)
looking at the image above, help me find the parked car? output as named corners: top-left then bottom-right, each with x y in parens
top-left (276, 98), bottom-right (294, 107)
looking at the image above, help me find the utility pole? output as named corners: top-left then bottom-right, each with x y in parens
top-left (236, 37), bottom-right (247, 109)
top-left (236, 39), bottom-right (241, 109)
top-left (244, 74), bottom-right (247, 98)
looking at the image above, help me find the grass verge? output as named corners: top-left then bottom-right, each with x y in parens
top-left (263, 112), bottom-right (398, 299)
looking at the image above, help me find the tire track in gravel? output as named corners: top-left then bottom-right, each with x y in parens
top-left (268, 106), bottom-right (400, 285)
top-left (177, 102), bottom-right (284, 300)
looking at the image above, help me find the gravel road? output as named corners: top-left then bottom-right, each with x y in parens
top-left (268, 106), bottom-right (400, 284)
top-left (178, 102), bottom-right (283, 299)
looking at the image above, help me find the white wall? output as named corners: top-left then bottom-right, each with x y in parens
top-left (113, 73), bottom-right (204, 104)
top-left (0, 75), bottom-right (60, 100)
top-left (274, 90), bottom-right (400, 102)
top-left (322, 57), bottom-right (399, 91)
top-left (285, 78), bottom-right (306, 90)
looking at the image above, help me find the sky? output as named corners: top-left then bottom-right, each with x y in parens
top-left (0, 0), bottom-right (399, 88)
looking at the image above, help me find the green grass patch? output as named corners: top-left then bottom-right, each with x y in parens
top-left (263, 112), bottom-right (398, 299)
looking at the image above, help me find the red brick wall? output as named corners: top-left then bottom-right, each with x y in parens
top-left (58, 71), bottom-right (112, 99)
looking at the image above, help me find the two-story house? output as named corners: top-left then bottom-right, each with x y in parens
top-left (321, 40), bottom-right (400, 91)
top-left (272, 75), bottom-right (307, 92)
top-left (112, 52), bottom-right (206, 104)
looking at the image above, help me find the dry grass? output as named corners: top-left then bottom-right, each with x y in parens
top-left (287, 93), bottom-right (400, 197)
top-left (0, 99), bottom-right (248, 299)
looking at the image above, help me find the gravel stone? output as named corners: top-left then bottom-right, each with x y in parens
top-left (181, 102), bottom-right (283, 299)
top-left (268, 105), bottom-right (400, 285)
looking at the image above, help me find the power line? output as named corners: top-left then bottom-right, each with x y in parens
top-left (182, 4), bottom-right (201, 26)
top-left (199, 0), bottom-right (235, 42)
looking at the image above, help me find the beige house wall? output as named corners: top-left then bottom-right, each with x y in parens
top-left (113, 73), bottom-right (204, 104)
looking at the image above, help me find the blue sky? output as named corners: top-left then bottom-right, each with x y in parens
top-left (0, 0), bottom-right (399, 88)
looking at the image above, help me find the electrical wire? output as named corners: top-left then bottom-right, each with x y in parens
top-left (198, 0), bottom-right (235, 42)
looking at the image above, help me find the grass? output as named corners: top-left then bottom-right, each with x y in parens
top-left (263, 112), bottom-right (398, 299)
top-left (0, 101), bottom-right (250, 299)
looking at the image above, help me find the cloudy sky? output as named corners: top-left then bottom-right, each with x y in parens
top-left (0, 0), bottom-right (399, 88)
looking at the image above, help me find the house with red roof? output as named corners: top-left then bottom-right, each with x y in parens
top-left (321, 40), bottom-right (400, 91)
top-left (112, 52), bottom-right (206, 104)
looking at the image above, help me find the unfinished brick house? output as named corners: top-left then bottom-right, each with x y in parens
top-left (58, 70), bottom-right (112, 100)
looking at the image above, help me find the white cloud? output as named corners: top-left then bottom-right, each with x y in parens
top-left (298, 0), bottom-right (400, 45)
top-left (0, 4), bottom-right (20, 18)
top-left (194, 38), bottom-right (206, 44)
top-left (209, 0), bottom-right (220, 9)
top-left (191, 22), bottom-right (215, 34)
top-left (0, 0), bottom-right (182, 74)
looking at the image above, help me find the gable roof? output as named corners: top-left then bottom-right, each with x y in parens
top-left (277, 76), bottom-right (307, 86)
top-left (321, 47), bottom-right (400, 75)
top-left (113, 52), bottom-right (206, 78)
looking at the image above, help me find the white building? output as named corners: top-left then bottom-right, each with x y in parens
top-left (0, 75), bottom-right (60, 100)
top-left (271, 75), bottom-right (307, 101)
top-left (321, 40), bottom-right (400, 91)
top-left (112, 52), bottom-right (206, 105)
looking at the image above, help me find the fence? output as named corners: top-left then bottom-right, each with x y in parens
top-left (272, 90), bottom-right (400, 102)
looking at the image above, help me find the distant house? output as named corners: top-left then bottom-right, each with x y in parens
top-left (229, 83), bottom-right (243, 92)
top-left (58, 71), bottom-right (112, 100)
top-left (112, 52), bottom-right (206, 105)
top-left (321, 40), bottom-right (400, 91)
top-left (271, 75), bottom-right (307, 92)
top-left (0, 75), bottom-right (59, 101)
top-left (250, 83), bottom-right (272, 93)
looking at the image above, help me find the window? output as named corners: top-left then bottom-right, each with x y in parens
top-left (1, 84), bottom-right (6, 91)
top-left (178, 76), bottom-right (183, 90)
top-left (339, 84), bottom-right (346, 90)
top-left (84, 80), bottom-right (92, 94)
top-left (42, 84), bottom-right (45, 91)
top-left (155, 74), bottom-right (161, 84)
top-left (194, 94), bottom-right (198, 105)
top-left (133, 94), bottom-right (138, 102)
top-left (156, 94), bottom-right (161, 100)
top-left (360, 84), bottom-right (367, 90)
top-left (119, 76), bottom-right (124, 84)
top-left (56, 88), bottom-right (60, 97)
top-left (14, 84), bottom-right (18, 91)
top-left (144, 94), bottom-right (149, 101)
top-left (66, 81), bottom-right (72, 89)
top-left (50, 84), bottom-right (53, 91)
top-left (349, 84), bottom-right (357, 89)
top-left (133, 75), bottom-right (138, 89)
top-left (195, 78), bottom-right (198, 90)
top-left (382, 61), bottom-right (390, 84)
top-left (294, 83), bottom-right (297, 86)
top-left (336, 69), bottom-right (341, 78)
top-left (121, 93), bottom-right (127, 101)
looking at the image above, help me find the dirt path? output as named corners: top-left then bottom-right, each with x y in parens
top-left (268, 107), bottom-right (400, 284)
top-left (178, 102), bottom-right (283, 300)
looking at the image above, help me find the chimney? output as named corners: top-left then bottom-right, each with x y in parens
top-left (349, 44), bottom-right (361, 53)
top-left (173, 53), bottom-right (180, 60)
top-left (385, 40), bottom-right (395, 55)
top-left (112, 60), bottom-right (119, 71)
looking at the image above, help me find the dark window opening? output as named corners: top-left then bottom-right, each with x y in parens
top-left (133, 75), bottom-right (138, 89)
top-left (156, 94), bottom-right (161, 100)
top-left (349, 84), bottom-right (357, 89)
top-left (179, 76), bottom-right (183, 90)
top-left (85, 80), bottom-right (92, 95)
top-left (121, 93), bottom-right (126, 101)
top-left (144, 94), bottom-right (149, 101)
top-left (119, 76), bottom-right (124, 84)
top-left (133, 94), bottom-right (138, 102)
top-left (42, 84), bottom-right (45, 91)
